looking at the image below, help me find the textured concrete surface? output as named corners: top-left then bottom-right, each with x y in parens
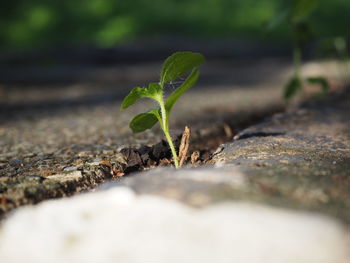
top-left (0, 57), bottom-right (349, 262)
top-left (0, 58), bottom-right (346, 218)
top-left (1, 58), bottom-right (290, 216)
top-left (99, 87), bottom-right (350, 224)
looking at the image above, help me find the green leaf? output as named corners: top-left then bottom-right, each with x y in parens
top-left (290, 0), bottom-right (320, 22)
top-left (284, 76), bottom-right (303, 100)
top-left (306, 76), bottom-right (329, 94)
top-left (165, 68), bottom-right (199, 113)
top-left (120, 83), bottom-right (162, 109)
top-left (160, 51), bottom-right (205, 86)
top-left (129, 108), bottom-right (161, 133)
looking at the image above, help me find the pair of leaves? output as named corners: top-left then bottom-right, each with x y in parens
top-left (120, 83), bottom-right (162, 133)
top-left (121, 51), bottom-right (204, 133)
top-left (284, 76), bottom-right (329, 100)
top-left (129, 69), bottom-right (200, 133)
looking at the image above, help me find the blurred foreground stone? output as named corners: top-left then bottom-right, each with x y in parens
top-left (0, 187), bottom-right (349, 263)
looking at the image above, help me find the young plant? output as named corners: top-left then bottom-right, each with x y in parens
top-left (120, 51), bottom-right (205, 168)
top-left (267, 0), bottom-right (329, 100)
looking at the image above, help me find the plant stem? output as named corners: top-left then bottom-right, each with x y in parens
top-left (159, 99), bottom-right (179, 168)
top-left (293, 45), bottom-right (302, 78)
top-left (164, 127), bottom-right (179, 168)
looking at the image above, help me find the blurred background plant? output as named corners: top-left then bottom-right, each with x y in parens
top-left (266, 0), bottom-right (341, 100)
top-left (1, 0), bottom-right (349, 103)
top-left (1, 0), bottom-right (349, 52)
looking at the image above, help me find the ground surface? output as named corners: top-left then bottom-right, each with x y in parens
top-left (118, 88), bottom-right (350, 223)
top-left (1, 56), bottom-right (295, 216)
top-left (0, 51), bottom-right (349, 262)
top-left (0, 57), bottom-right (347, 217)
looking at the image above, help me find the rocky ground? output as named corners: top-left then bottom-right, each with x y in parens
top-left (0, 53), bottom-right (349, 262)
top-left (1, 56), bottom-right (295, 216)
top-left (119, 88), bottom-right (350, 223)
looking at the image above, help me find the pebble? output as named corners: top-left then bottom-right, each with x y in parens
top-left (94, 145), bottom-right (108, 150)
top-left (63, 166), bottom-right (78, 172)
top-left (23, 153), bottom-right (37, 158)
top-left (9, 160), bottom-right (23, 167)
top-left (87, 158), bottom-right (102, 166)
top-left (102, 149), bottom-right (115, 155)
top-left (78, 151), bottom-right (92, 157)
top-left (38, 165), bottom-right (50, 170)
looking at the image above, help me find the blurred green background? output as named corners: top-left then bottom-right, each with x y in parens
top-left (0, 0), bottom-right (349, 52)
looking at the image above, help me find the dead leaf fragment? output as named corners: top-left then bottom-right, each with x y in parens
top-left (223, 123), bottom-right (233, 139)
top-left (179, 126), bottom-right (190, 167)
top-left (100, 160), bottom-right (125, 177)
top-left (159, 158), bottom-right (172, 167)
top-left (191, 150), bottom-right (200, 165)
top-left (99, 160), bottom-right (113, 169)
top-left (112, 165), bottom-right (125, 177)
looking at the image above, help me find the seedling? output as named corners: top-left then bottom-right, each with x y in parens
top-left (120, 51), bottom-right (205, 168)
top-left (267, 0), bottom-right (329, 100)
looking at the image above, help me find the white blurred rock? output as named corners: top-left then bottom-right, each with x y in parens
top-left (0, 187), bottom-right (349, 263)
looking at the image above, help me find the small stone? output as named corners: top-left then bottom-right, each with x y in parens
top-left (94, 145), bottom-right (108, 150)
top-left (87, 158), bottom-right (102, 166)
top-left (23, 153), bottom-right (37, 158)
top-left (74, 159), bottom-right (84, 166)
top-left (9, 160), bottom-right (23, 167)
top-left (0, 163), bottom-right (7, 169)
top-left (63, 166), bottom-right (78, 172)
top-left (38, 165), bottom-right (50, 170)
top-left (78, 151), bottom-right (92, 157)
top-left (102, 149), bottom-right (115, 155)
top-left (26, 174), bottom-right (46, 182)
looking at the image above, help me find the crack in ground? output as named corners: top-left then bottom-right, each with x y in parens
top-left (0, 106), bottom-right (283, 220)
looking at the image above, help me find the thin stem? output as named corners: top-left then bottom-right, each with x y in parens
top-left (293, 45), bottom-right (302, 79)
top-left (159, 100), bottom-right (167, 131)
top-left (164, 127), bottom-right (179, 168)
top-left (159, 96), bottom-right (179, 168)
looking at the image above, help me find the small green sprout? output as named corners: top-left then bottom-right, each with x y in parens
top-left (120, 51), bottom-right (205, 168)
top-left (267, 0), bottom-right (329, 100)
